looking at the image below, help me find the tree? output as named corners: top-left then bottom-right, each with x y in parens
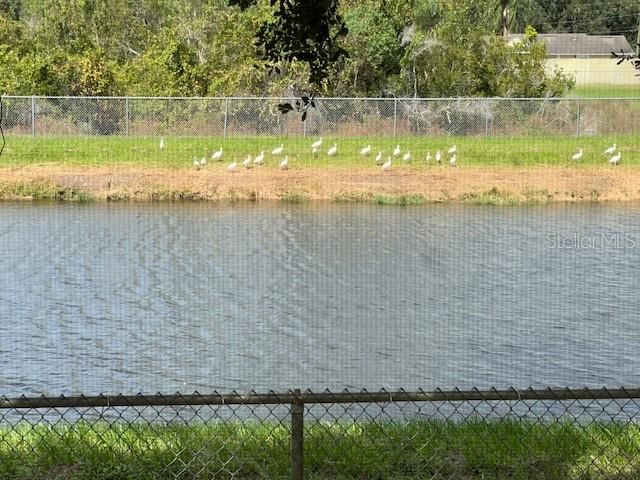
top-left (229, 0), bottom-right (348, 89)
top-left (336, 3), bottom-right (401, 95)
top-left (401, 25), bottom-right (574, 97)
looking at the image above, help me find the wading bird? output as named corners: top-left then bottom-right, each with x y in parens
top-left (193, 157), bottom-right (202, 169)
top-left (159, 137), bottom-right (165, 150)
top-left (243, 156), bottom-right (252, 169)
top-left (448, 145), bottom-right (457, 155)
top-left (450, 154), bottom-right (457, 167)
top-left (393, 145), bottom-right (401, 156)
top-left (572, 149), bottom-right (583, 161)
top-left (227, 161), bottom-right (237, 172)
top-left (254, 151), bottom-right (265, 165)
top-left (403, 151), bottom-right (411, 162)
top-left (382, 157), bottom-right (392, 171)
top-left (279, 156), bottom-right (289, 170)
top-left (360, 145), bottom-right (371, 156)
top-left (211, 148), bottom-right (223, 161)
top-left (327, 144), bottom-right (337, 156)
top-left (609, 152), bottom-right (621, 165)
top-left (426, 152), bottom-right (432, 163)
top-left (435, 150), bottom-right (442, 163)
top-left (311, 138), bottom-right (322, 150)
top-left (312, 146), bottom-right (320, 156)
top-left (272, 144), bottom-right (284, 155)
top-left (375, 151), bottom-right (383, 165)
top-left (604, 143), bottom-right (616, 155)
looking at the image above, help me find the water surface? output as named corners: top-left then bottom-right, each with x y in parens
top-left (0, 201), bottom-right (638, 395)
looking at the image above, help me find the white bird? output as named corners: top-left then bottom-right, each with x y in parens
top-left (243, 156), bottom-right (252, 169)
top-left (609, 152), bottom-right (621, 165)
top-left (604, 143), bottom-right (616, 155)
top-left (382, 157), bottom-right (392, 171)
top-left (448, 145), bottom-right (457, 155)
top-left (254, 151), bottom-right (265, 164)
top-left (312, 146), bottom-right (320, 156)
top-left (311, 138), bottom-right (322, 150)
top-left (211, 148), bottom-right (223, 161)
top-left (200, 156), bottom-right (207, 166)
top-left (159, 137), bottom-right (165, 150)
top-left (327, 143), bottom-right (337, 156)
top-left (571, 148), bottom-right (583, 161)
top-left (360, 145), bottom-right (371, 157)
top-left (449, 154), bottom-right (457, 167)
top-left (402, 151), bottom-right (411, 162)
top-left (279, 156), bottom-right (289, 170)
top-left (193, 157), bottom-right (201, 169)
top-left (272, 144), bottom-right (284, 155)
top-left (426, 152), bottom-right (432, 163)
top-left (393, 145), bottom-right (401, 157)
top-left (375, 151), bottom-right (383, 165)
top-left (227, 161), bottom-right (237, 172)
top-left (435, 150), bottom-right (442, 163)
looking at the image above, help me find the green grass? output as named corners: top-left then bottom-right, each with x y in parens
top-left (0, 179), bottom-right (91, 201)
top-left (461, 188), bottom-right (552, 205)
top-left (568, 84), bottom-right (640, 98)
top-left (1, 419), bottom-right (640, 479)
top-left (1, 134), bottom-right (638, 168)
top-left (374, 194), bottom-right (426, 205)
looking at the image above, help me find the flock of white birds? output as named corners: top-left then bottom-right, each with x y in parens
top-left (158, 136), bottom-right (624, 171)
top-left (571, 143), bottom-right (622, 165)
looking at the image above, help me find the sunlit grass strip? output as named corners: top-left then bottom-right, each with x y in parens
top-left (0, 180), bottom-right (91, 201)
top-left (568, 84), bottom-right (640, 98)
top-left (1, 134), bottom-right (638, 168)
top-left (1, 420), bottom-right (639, 479)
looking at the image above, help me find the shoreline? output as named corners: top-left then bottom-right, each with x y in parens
top-left (1, 165), bottom-right (639, 204)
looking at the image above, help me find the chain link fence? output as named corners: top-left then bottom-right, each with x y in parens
top-left (2, 96), bottom-right (640, 138)
top-left (1, 388), bottom-right (640, 479)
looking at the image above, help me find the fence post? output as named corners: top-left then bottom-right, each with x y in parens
top-left (125, 97), bottom-right (129, 136)
top-left (291, 389), bottom-right (304, 480)
top-left (31, 96), bottom-right (36, 137)
top-left (393, 98), bottom-right (398, 138)
top-left (485, 113), bottom-right (489, 138)
top-left (576, 98), bottom-right (581, 137)
top-left (223, 98), bottom-right (229, 139)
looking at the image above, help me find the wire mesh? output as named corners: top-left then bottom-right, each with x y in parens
top-left (1, 389), bottom-right (640, 479)
top-left (2, 95), bottom-right (640, 138)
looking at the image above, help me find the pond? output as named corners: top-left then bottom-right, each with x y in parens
top-left (0, 201), bottom-right (638, 396)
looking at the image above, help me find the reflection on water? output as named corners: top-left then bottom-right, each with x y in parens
top-left (0, 201), bottom-right (639, 396)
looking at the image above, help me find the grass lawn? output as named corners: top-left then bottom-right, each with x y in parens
top-left (1, 419), bottom-right (639, 479)
top-left (567, 84), bottom-right (640, 98)
top-left (0, 134), bottom-right (638, 169)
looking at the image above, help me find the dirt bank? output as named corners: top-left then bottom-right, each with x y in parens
top-left (1, 165), bottom-right (639, 203)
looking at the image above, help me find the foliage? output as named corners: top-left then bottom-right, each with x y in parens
top-left (0, 0), bottom-right (630, 98)
top-left (230, 0), bottom-right (348, 89)
top-left (401, 25), bottom-right (574, 98)
top-left (335, 3), bottom-right (401, 95)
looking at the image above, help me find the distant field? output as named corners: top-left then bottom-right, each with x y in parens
top-left (567, 84), bottom-right (640, 98)
top-left (0, 134), bottom-right (637, 168)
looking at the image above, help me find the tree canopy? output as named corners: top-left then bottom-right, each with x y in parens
top-left (1, 0), bottom-right (635, 98)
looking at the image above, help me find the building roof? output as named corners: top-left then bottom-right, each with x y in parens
top-left (507, 33), bottom-right (634, 57)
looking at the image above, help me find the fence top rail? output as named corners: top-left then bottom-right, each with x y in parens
top-left (2, 95), bottom-right (640, 102)
top-left (1, 387), bottom-right (639, 409)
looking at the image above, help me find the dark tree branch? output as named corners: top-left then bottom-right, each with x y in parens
top-left (229, 0), bottom-right (348, 87)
